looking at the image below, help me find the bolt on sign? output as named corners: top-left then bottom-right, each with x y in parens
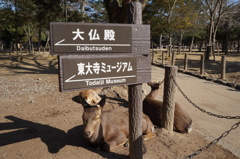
top-left (50, 22), bottom-right (150, 55)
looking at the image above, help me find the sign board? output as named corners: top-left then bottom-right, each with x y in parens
top-left (50, 22), bottom-right (150, 55)
top-left (58, 55), bottom-right (151, 92)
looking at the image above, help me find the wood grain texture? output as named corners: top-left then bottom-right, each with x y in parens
top-left (128, 2), bottom-right (143, 159)
top-left (221, 56), bottom-right (226, 80)
top-left (128, 83), bottom-right (143, 159)
top-left (162, 66), bottom-right (178, 132)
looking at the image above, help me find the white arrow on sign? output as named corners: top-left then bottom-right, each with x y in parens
top-left (65, 74), bottom-right (136, 83)
top-left (55, 39), bottom-right (131, 46)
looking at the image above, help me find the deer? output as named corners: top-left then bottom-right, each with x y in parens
top-left (78, 88), bottom-right (102, 105)
top-left (80, 95), bottom-right (155, 151)
top-left (143, 81), bottom-right (192, 133)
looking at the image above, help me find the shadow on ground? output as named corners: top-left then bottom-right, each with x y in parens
top-left (0, 116), bottom-right (128, 159)
top-left (0, 54), bottom-right (58, 74)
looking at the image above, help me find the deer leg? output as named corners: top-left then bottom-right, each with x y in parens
top-left (142, 116), bottom-right (156, 140)
top-left (143, 130), bottom-right (156, 140)
top-left (143, 122), bottom-right (156, 140)
top-left (103, 132), bottom-right (128, 151)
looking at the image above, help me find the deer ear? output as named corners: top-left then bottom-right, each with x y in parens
top-left (147, 82), bottom-right (152, 86)
top-left (98, 95), bottom-right (106, 108)
top-left (79, 96), bottom-right (89, 109)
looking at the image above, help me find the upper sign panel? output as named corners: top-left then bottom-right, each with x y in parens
top-left (50, 23), bottom-right (133, 54)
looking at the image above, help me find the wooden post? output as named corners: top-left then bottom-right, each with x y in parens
top-left (200, 55), bottom-right (204, 75)
top-left (178, 45), bottom-right (181, 54)
top-left (168, 45), bottom-right (172, 57)
top-left (128, 84), bottom-right (142, 159)
top-left (152, 51), bottom-right (154, 64)
top-left (221, 56), bottom-right (226, 80)
top-left (159, 33), bottom-right (162, 49)
top-left (162, 66), bottom-right (177, 132)
top-left (128, 2), bottom-right (143, 159)
top-left (184, 53), bottom-right (188, 71)
top-left (171, 52), bottom-right (175, 66)
top-left (162, 51), bottom-right (165, 65)
top-left (216, 42), bottom-right (220, 56)
top-left (205, 45), bottom-right (211, 60)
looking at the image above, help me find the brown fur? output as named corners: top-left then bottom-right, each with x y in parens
top-left (78, 88), bottom-right (102, 105)
top-left (80, 95), bottom-right (155, 151)
top-left (143, 82), bottom-right (192, 133)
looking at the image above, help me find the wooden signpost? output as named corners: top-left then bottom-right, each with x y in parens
top-left (50, 22), bottom-right (151, 92)
top-left (50, 2), bottom-right (150, 159)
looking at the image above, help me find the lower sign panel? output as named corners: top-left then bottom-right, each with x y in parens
top-left (59, 56), bottom-right (138, 91)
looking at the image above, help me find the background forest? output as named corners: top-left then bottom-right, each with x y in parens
top-left (0, 0), bottom-right (240, 57)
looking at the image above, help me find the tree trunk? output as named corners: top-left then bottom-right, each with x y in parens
top-left (238, 39), bottom-right (240, 53)
top-left (205, 45), bottom-right (211, 60)
top-left (199, 40), bottom-right (203, 52)
top-left (189, 35), bottom-right (194, 52)
top-left (179, 29), bottom-right (183, 46)
top-left (224, 29), bottom-right (229, 54)
top-left (38, 29), bottom-right (42, 50)
top-left (45, 31), bottom-right (50, 48)
top-left (159, 33), bottom-right (162, 49)
top-left (169, 33), bottom-right (172, 46)
top-left (80, 0), bottom-right (86, 22)
top-left (28, 26), bottom-right (32, 54)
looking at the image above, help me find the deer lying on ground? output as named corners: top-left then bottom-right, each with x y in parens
top-left (78, 88), bottom-right (102, 105)
top-left (143, 82), bottom-right (192, 133)
top-left (80, 95), bottom-right (155, 151)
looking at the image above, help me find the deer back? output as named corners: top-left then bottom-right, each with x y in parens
top-left (173, 102), bottom-right (192, 133)
top-left (143, 96), bottom-right (163, 127)
top-left (144, 81), bottom-right (192, 133)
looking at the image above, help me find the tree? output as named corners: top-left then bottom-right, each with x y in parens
top-left (203, 0), bottom-right (239, 59)
top-left (219, 2), bottom-right (240, 54)
top-left (104, 0), bottom-right (148, 23)
top-left (143, 0), bottom-right (203, 47)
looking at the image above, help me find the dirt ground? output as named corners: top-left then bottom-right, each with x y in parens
top-left (0, 52), bottom-right (239, 159)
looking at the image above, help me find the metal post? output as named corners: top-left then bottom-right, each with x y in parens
top-left (128, 2), bottom-right (143, 159)
top-left (162, 66), bottom-right (177, 131)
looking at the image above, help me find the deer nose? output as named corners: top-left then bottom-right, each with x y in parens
top-left (83, 131), bottom-right (91, 137)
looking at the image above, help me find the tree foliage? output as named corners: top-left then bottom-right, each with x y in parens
top-left (0, 0), bottom-right (239, 52)
top-left (143, 0), bottom-right (206, 45)
top-left (0, 0), bottom-right (108, 46)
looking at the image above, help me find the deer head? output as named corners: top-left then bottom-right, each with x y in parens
top-left (80, 95), bottom-right (106, 139)
top-left (146, 81), bottom-right (163, 99)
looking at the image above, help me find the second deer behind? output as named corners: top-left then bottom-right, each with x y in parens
top-left (143, 81), bottom-right (192, 133)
